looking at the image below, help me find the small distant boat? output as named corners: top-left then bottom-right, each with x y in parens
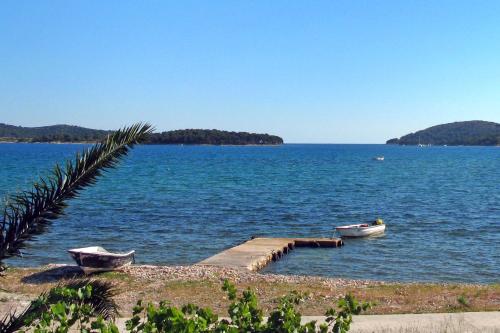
top-left (374, 156), bottom-right (384, 161)
top-left (68, 246), bottom-right (135, 274)
top-left (336, 219), bottom-right (386, 238)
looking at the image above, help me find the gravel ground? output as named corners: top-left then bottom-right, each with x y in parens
top-left (1, 264), bottom-right (498, 316)
top-left (122, 264), bottom-right (382, 289)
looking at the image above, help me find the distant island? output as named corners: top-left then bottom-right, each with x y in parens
top-left (0, 123), bottom-right (284, 145)
top-left (386, 120), bottom-right (500, 146)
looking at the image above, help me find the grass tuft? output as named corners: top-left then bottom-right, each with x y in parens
top-left (457, 294), bottom-right (470, 307)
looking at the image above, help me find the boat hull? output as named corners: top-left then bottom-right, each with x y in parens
top-left (336, 224), bottom-right (386, 237)
top-left (68, 247), bottom-right (135, 274)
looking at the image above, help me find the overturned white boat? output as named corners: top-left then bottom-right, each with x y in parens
top-left (336, 220), bottom-right (386, 238)
top-left (68, 246), bottom-right (135, 274)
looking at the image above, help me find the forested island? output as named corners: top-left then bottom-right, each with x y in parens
top-left (147, 129), bottom-right (283, 145)
top-left (0, 123), bottom-right (284, 145)
top-left (386, 121), bottom-right (500, 146)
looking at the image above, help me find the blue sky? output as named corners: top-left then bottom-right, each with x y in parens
top-left (1, 1), bottom-right (499, 143)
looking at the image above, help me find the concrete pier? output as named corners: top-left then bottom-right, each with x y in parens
top-left (197, 237), bottom-right (343, 271)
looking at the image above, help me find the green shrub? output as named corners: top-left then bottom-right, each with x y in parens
top-left (7, 280), bottom-right (371, 333)
top-left (18, 283), bottom-right (118, 333)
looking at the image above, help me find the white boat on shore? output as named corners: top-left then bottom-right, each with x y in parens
top-left (68, 246), bottom-right (135, 274)
top-left (335, 220), bottom-right (386, 238)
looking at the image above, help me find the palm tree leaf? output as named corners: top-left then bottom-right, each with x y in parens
top-left (0, 279), bottom-right (118, 333)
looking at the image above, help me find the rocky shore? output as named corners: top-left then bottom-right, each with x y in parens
top-left (122, 264), bottom-right (380, 289)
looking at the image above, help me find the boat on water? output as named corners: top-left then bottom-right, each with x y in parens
top-left (335, 219), bottom-right (386, 238)
top-left (373, 156), bottom-right (384, 161)
top-left (68, 246), bottom-right (135, 274)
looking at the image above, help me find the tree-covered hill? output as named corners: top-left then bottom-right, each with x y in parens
top-left (148, 129), bottom-right (283, 145)
top-left (0, 123), bottom-right (284, 145)
top-left (386, 121), bottom-right (500, 146)
top-left (0, 123), bottom-right (110, 142)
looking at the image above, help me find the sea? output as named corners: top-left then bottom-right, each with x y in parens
top-left (1, 143), bottom-right (498, 283)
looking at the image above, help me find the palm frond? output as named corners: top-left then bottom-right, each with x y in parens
top-left (0, 123), bottom-right (153, 270)
top-left (0, 279), bottom-right (118, 333)
top-left (60, 278), bottom-right (119, 319)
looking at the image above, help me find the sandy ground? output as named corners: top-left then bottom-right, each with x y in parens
top-left (1, 264), bottom-right (499, 318)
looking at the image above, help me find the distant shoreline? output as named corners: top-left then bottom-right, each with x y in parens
top-left (386, 120), bottom-right (500, 146)
top-left (0, 125), bottom-right (284, 145)
top-left (2, 141), bottom-right (500, 146)
top-left (0, 141), bottom-right (283, 146)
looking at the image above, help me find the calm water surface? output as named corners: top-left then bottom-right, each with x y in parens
top-left (1, 144), bottom-right (498, 283)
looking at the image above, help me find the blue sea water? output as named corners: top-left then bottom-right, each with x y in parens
top-left (1, 143), bottom-right (499, 283)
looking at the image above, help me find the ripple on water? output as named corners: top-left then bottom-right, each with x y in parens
top-left (1, 144), bottom-right (499, 283)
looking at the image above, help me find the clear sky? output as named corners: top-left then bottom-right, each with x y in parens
top-left (1, 1), bottom-right (499, 143)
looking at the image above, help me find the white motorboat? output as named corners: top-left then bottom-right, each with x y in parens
top-left (335, 220), bottom-right (386, 238)
top-left (68, 246), bottom-right (135, 274)
top-left (374, 156), bottom-right (384, 161)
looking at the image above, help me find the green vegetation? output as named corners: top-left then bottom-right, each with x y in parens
top-left (1, 280), bottom-right (370, 333)
top-left (386, 120), bottom-right (500, 146)
top-left (0, 123), bottom-right (153, 271)
top-left (457, 295), bottom-right (470, 308)
top-left (148, 129), bottom-right (283, 145)
top-left (0, 280), bottom-right (117, 333)
top-left (0, 123), bottom-right (110, 143)
top-left (0, 123), bottom-right (283, 145)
